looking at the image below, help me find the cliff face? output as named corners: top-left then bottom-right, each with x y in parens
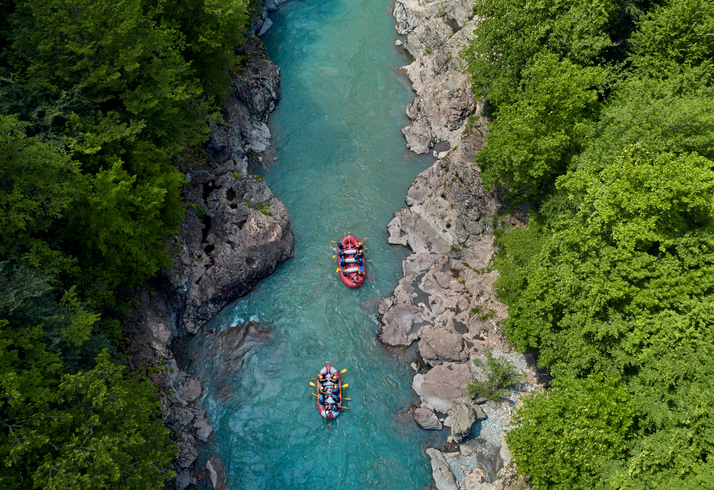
top-left (173, 43), bottom-right (294, 335)
top-left (122, 40), bottom-right (292, 490)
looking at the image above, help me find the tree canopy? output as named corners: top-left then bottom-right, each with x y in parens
top-left (468, 0), bottom-right (714, 487)
top-left (0, 0), bottom-right (261, 485)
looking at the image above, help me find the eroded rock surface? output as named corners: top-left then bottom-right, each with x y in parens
top-left (387, 1), bottom-right (547, 489)
top-left (172, 172), bottom-right (293, 334)
top-left (394, 0), bottom-right (480, 154)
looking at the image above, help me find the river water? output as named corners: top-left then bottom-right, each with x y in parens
top-left (187, 0), bottom-right (439, 487)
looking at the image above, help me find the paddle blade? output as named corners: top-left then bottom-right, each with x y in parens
top-left (309, 382), bottom-right (315, 387)
top-left (341, 369), bottom-right (347, 373)
top-left (332, 255), bottom-right (336, 258)
top-left (331, 241), bottom-right (336, 243)
top-left (342, 383), bottom-right (349, 388)
top-left (336, 268), bottom-right (340, 273)
top-left (344, 398), bottom-right (351, 401)
top-left (312, 393), bottom-right (317, 397)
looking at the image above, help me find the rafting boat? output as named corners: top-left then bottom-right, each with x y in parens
top-left (316, 365), bottom-right (343, 420)
top-left (337, 235), bottom-right (365, 288)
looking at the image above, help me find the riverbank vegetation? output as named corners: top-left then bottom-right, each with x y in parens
top-left (0, 0), bottom-right (260, 486)
top-left (465, 0), bottom-right (714, 487)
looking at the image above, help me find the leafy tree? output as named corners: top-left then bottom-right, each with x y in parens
top-left (0, 332), bottom-right (175, 489)
top-left (631, 0), bottom-right (714, 77)
top-left (477, 54), bottom-right (607, 199)
top-left (500, 146), bottom-right (714, 376)
top-left (149, 0), bottom-right (262, 96)
top-left (464, 0), bottom-right (626, 107)
top-left (575, 63), bottom-right (714, 166)
top-left (0, 114), bottom-right (81, 280)
top-left (507, 374), bottom-right (634, 490)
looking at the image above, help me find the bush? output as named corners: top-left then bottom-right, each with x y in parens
top-left (465, 349), bottom-right (523, 402)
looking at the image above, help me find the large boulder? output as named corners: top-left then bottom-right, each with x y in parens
top-left (426, 448), bottom-right (459, 490)
top-left (414, 406), bottom-right (443, 430)
top-left (419, 325), bottom-right (469, 366)
top-left (449, 402), bottom-right (477, 442)
top-left (413, 362), bottom-right (473, 412)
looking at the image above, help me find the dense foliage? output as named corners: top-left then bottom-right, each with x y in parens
top-left (467, 0), bottom-right (714, 487)
top-left (0, 0), bottom-right (260, 486)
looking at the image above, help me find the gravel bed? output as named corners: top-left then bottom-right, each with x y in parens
top-left (443, 352), bottom-right (540, 488)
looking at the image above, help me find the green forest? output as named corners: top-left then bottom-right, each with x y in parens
top-left (465, 0), bottom-right (714, 487)
top-left (0, 0), bottom-right (260, 487)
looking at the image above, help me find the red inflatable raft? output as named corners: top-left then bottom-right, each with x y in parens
top-left (337, 235), bottom-right (365, 288)
top-left (316, 365), bottom-right (343, 420)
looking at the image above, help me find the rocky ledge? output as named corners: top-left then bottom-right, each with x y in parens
top-left (388, 1), bottom-right (542, 489)
top-left (394, 0), bottom-right (480, 155)
top-left (122, 35), bottom-right (292, 490)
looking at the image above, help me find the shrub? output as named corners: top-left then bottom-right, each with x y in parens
top-left (466, 349), bottom-right (523, 402)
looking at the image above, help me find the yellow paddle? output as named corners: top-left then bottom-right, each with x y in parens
top-left (341, 369), bottom-right (347, 373)
top-left (309, 382), bottom-right (315, 387)
top-left (342, 383), bottom-right (349, 388)
top-left (311, 393), bottom-right (317, 397)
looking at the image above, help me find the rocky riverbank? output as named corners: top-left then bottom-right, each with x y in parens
top-left (387, 1), bottom-right (543, 488)
top-left (121, 15), bottom-right (292, 490)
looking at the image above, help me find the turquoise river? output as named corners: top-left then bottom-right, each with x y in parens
top-left (187, 0), bottom-right (441, 487)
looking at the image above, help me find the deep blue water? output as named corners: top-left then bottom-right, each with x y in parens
top-left (187, 0), bottom-right (439, 487)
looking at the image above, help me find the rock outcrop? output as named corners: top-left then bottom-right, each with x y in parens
top-left (173, 170), bottom-right (293, 334)
top-left (394, 0), bottom-right (481, 155)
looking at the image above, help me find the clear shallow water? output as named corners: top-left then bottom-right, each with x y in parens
top-left (187, 0), bottom-right (438, 487)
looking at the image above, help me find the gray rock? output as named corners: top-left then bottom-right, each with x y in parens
top-left (393, 0), bottom-right (418, 35)
top-left (177, 442), bottom-right (198, 468)
top-left (426, 448), bottom-right (458, 490)
top-left (174, 175), bottom-right (294, 334)
top-left (396, 0), bottom-right (482, 154)
top-left (460, 444), bottom-right (474, 456)
top-left (474, 403), bottom-right (487, 420)
top-left (205, 460), bottom-right (219, 489)
top-left (264, 0), bottom-right (278, 10)
top-left (419, 325), bottom-right (469, 366)
top-left (414, 407), bottom-right (443, 430)
top-left (450, 402), bottom-right (476, 442)
top-left (174, 468), bottom-right (195, 490)
top-left (178, 378), bottom-right (201, 403)
top-left (257, 17), bottom-right (273, 36)
top-left (194, 415), bottom-right (214, 442)
top-left (173, 41), bottom-right (292, 335)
